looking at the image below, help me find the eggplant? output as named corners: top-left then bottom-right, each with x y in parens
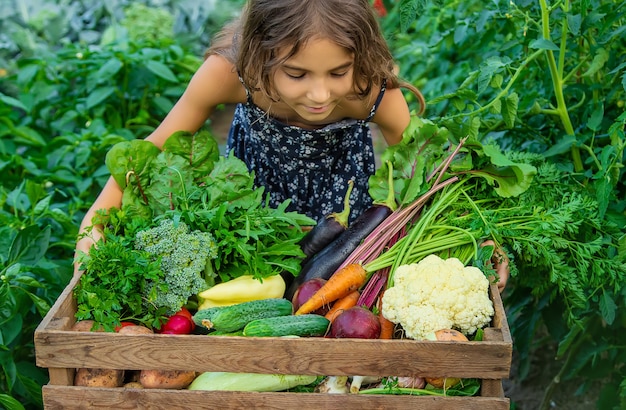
top-left (285, 204), bottom-right (392, 300)
top-left (298, 181), bottom-right (354, 264)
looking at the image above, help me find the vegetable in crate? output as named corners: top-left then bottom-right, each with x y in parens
top-left (298, 180), bottom-right (354, 264)
top-left (188, 372), bottom-right (317, 392)
top-left (159, 307), bottom-right (196, 334)
top-left (140, 370), bottom-right (197, 389)
top-left (381, 254), bottom-right (494, 340)
top-left (328, 306), bottom-right (381, 339)
top-left (291, 278), bottom-right (330, 315)
top-left (242, 314), bottom-right (330, 337)
top-left (285, 201), bottom-right (393, 300)
top-left (197, 274), bottom-right (286, 310)
top-left (193, 298), bottom-right (293, 332)
top-left (134, 218), bottom-right (218, 315)
top-left (423, 329), bottom-right (468, 389)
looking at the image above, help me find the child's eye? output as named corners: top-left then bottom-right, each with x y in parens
top-left (331, 72), bottom-right (348, 78)
top-left (285, 72), bottom-right (305, 79)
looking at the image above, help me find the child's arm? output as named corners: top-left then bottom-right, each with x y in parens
top-left (74, 55), bottom-right (245, 274)
top-left (370, 87), bottom-right (412, 146)
top-left (145, 54), bottom-right (246, 148)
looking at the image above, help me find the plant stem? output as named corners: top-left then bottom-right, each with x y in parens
top-left (539, 0), bottom-right (582, 172)
top-left (445, 50), bottom-right (543, 121)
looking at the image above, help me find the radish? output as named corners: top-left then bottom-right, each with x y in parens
top-left (292, 278), bottom-right (330, 315)
top-left (328, 306), bottom-right (381, 339)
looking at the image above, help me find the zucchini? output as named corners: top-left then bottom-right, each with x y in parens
top-left (188, 372), bottom-right (317, 392)
top-left (243, 314), bottom-right (330, 337)
top-left (192, 298), bottom-right (293, 333)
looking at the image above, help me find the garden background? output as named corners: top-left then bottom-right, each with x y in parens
top-left (0, 0), bottom-right (624, 409)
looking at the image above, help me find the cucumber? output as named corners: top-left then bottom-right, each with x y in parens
top-left (242, 314), bottom-right (330, 337)
top-left (193, 298), bottom-right (293, 333)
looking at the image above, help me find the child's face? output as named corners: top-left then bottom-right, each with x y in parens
top-left (273, 37), bottom-right (354, 122)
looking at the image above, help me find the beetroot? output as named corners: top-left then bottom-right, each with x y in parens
top-left (292, 278), bottom-right (330, 315)
top-left (328, 306), bottom-right (381, 339)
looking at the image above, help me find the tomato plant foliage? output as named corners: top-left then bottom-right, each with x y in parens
top-left (386, 0), bottom-right (626, 408)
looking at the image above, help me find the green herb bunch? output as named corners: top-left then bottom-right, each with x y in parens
top-left (74, 130), bottom-right (315, 330)
top-left (74, 211), bottom-right (167, 331)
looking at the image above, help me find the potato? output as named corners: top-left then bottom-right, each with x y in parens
top-left (140, 370), bottom-right (197, 389)
top-left (123, 381), bottom-right (144, 389)
top-left (74, 368), bottom-right (125, 387)
top-left (117, 325), bottom-right (153, 335)
top-left (425, 329), bottom-right (469, 389)
top-left (71, 320), bottom-right (104, 332)
top-left (71, 320), bottom-right (124, 387)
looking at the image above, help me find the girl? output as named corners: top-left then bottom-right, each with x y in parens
top-left (75, 0), bottom-right (425, 260)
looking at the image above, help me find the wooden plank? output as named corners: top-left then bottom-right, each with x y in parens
top-left (35, 273), bottom-right (80, 334)
top-left (47, 368), bottom-right (74, 387)
top-left (480, 379), bottom-right (504, 398)
top-left (489, 285), bottom-right (512, 344)
top-left (42, 385), bottom-right (511, 410)
top-left (35, 331), bottom-right (511, 378)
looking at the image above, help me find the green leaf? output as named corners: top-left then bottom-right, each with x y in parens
top-left (162, 130), bottom-right (220, 178)
top-left (398, 0), bottom-right (419, 32)
top-left (13, 126), bottom-right (46, 147)
top-left (529, 38), bottom-right (559, 51)
top-left (477, 57), bottom-right (506, 94)
top-left (33, 195), bottom-right (52, 216)
top-left (0, 350), bottom-right (18, 391)
top-left (95, 57), bottom-right (123, 83)
top-left (86, 86), bottom-right (116, 110)
top-left (587, 104), bottom-right (604, 132)
top-left (0, 394), bottom-right (25, 410)
top-left (599, 290), bottom-right (617, 325)
top-left (0, 94), bottom-right (27, 111)
top-left (7, 225), bottom-right (51, 267)
top-left (145, 60), bottom-right (178, 83)
top-left (27, 292), bottom-right (51, 317)
top-left (582, 48), bottom-right (609, 78)
top-left (105, 139), bottom-right (161, 190)
top-left (0, 315), bottom-right (23, 346)
top-left (543, 135), bottom-right (577, 157)
top-left (567, 13), bottom-right (582, 36)
top-left (488, 98), bottom-right (502, 115)
top-left (501, 92), bottom-right (519, 128)
top-left (470, 144), bottom-right (537, 197)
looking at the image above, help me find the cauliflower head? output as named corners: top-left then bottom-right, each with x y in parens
top-left (382, 254), bottom-right (494, 340)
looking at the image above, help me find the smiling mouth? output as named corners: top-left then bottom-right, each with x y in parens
top-left (305, 105), bottom-right (329, 114)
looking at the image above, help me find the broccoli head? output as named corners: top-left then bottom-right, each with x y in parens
top-left (134, 218), bottom-right (217, 314)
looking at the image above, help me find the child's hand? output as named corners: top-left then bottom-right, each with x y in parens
top-left (480, 240), bottom-right (510, 293)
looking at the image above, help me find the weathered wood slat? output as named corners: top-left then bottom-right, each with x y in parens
top-left (36, 331), bottom-right (511, 378)
top-left (42, 385), bottom-right (510, 410)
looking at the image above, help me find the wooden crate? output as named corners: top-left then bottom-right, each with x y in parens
top-left (35, 274), bottom-right (512, 409)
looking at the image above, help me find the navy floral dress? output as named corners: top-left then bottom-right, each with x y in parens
top-left (226, 82), bottom-right (387, 224)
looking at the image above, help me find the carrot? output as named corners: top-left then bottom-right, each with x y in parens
top-left (325, 290), bottom-right (360, 323)
top-left (295, 263), bottom-right (367, 315)
top-left (377, 294), bottom-right (395, 339)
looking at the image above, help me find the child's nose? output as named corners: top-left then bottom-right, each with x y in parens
top-left (307, 81), bottom-right (330, 104)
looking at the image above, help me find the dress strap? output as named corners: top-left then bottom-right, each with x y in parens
top-left (236, 71), bottom-right (253, 102)
top-left (365, 79), bottom-right (387, 122)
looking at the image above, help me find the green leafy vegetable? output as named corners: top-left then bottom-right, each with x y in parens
top-left (78, 131), bottom-right (315, 329)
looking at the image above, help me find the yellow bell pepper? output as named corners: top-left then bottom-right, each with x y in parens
top-left (197, 274), bottom-right (286, 310)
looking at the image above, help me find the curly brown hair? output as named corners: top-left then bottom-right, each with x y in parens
top-left (207, 0), bottom-right (425, 114)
